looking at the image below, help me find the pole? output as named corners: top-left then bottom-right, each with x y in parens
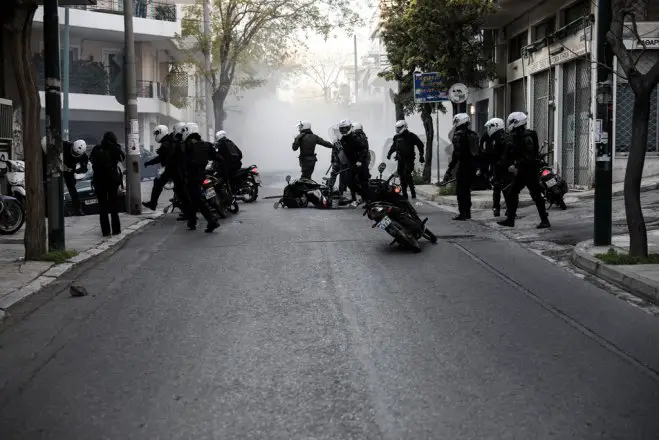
top-left (124, 0), bottom-right (142, 214)
top-left (594, 0), bottom-right (613, 245)
top-left (435, 104), bottom-right (440, 183)
top-left (353, 34), bottom-right (358, 103)
top-left (203, 0), bottom-right (214, 140)
top-left (62, 7), bottom-right (70, 142)
top-left (44, 0), bottom-right (65, 251)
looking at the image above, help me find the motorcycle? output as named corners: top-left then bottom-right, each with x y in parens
top-left (362, 162), bottom-right (438, 253)
top-left (538, 147), bottom-right (568, 210)
top-left (273, 175), bottom-right (352, 209)
top-left (0, 194), bottom-right (25, 235)
top-left (1, 158), bottom-right (25, 205)
top-left (231, 165), bottom-right (260, 203)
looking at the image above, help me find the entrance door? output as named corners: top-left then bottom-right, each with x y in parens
top-left (532, 70), bottom-right (554, 166)
top-left (562, 59), bottom-right (592, 187)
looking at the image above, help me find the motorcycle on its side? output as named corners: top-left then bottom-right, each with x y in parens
top-left (363, 162), bottom-right (437, 253)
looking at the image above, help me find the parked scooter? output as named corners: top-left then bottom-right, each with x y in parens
top-left (0, 194), bottom-right (25, 235)
top-left (538, 146), bottom-right (568, 210)
top-left (0, 158), bottom-right (25, 205)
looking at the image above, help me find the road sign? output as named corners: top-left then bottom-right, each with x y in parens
top-left (413, 72), bottom-right (449, 104)
top-left (448, 83), bottom-right (468, 104)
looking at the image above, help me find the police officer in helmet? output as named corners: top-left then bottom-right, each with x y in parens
top-left (292, 120), bottom-right (333, 179)
top-left (443, 113), bottom-right (480, 220)
top-left (387, 119), bottom-right (425, 199)
top-left (483, 117), bottom-right (511, 217)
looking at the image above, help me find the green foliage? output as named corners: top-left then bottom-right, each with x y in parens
top-left (595, 248), bottom-right (659, 265)
top-left (177, 0), bottom-right (361, 125)
top-left (411, 169), bottom-right (426, 185)
top-left (41, 249), bottom-right (78, 265)
top-left (378, 0), bottom-right (496, 116)
top-left (437, 181), bottom-right (457, 196)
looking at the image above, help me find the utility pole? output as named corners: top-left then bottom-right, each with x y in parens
top-left (353, 34), bottom-right (358, 103)
top-left (203, 0), bottom-right (214, 140)
top-left (594, 0), bottom-right (613, 245)
top-left (435, 103), bottom-right (441, 182)
top-left (43, 0), bottom-right (65, 251)
top-left (124, 0), bottom-right (142, 214)
top-left (62, 6), bottom-right (70, 141)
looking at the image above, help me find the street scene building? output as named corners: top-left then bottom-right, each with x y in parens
top-left (469, 0), bottom-right (659, 188)
top-left (31, 0), bottom-right (205, 151)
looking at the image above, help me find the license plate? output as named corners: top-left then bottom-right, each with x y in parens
top-left (85, 198), bottom-right (98, 205)
top-left (377, 216), bottom-right (392, 230)
top-left (253, 175), bottom-right (261, 184)
top-left (205, 188), bottom-right (216, 199)
top-left (545, 177), bottom-right (557, 188)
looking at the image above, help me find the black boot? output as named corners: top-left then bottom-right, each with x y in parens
top-left (453, 213), bottom-right (468, 221)
top-left (411, 188), bottom-right (417, 199)
top-left (205, 219), bottom-right (220, 233)
top-left (142, 201), bottom-right (157, 211)
top-left (493, 208), bottom-right (500, 217)
top-left (498, 217), bottom-right (515, 227)
top-left (537, 217), bottom-right (551, 229)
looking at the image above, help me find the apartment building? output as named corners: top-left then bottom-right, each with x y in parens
top-left (31, 0), bottom-right (207, 150)
top-left (471, 0), bottom-right (659, 187)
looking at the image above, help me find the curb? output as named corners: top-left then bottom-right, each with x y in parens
top-left (0, 212), bottom-right (164, 323)
top-left (571, 241), bottom-right (659, 305)
top-left (415, 188), bottom-right (535, 210)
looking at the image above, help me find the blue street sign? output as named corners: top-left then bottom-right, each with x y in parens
top-left (413, 72), bottom-right (449, 103)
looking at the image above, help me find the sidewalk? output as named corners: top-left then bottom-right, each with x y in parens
top-left (572, 233), bottom-right (659, 305)
top-left (0, 180), bottom-right (167, 322)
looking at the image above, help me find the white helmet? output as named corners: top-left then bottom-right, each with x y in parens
top-left (485, 118), bottom-right (505, 137)
top-left (153, 124), bottom-right (169, 143)
top-left (338, 119), bottom-right (352, 135)
top-left (452, 113), bottom-right (470, 129)
top-left (41, 136), bottom-right (47, 153)
top-left (71, 139), bottom-right (87, 157)
top-left (394, 120), bottom-right (407, 134)
top-left (352, 122), bottom-right (363, 131)
top-left (507, 111), bottom-right (528, 131)
top-left (172, 122), bottom-right (186, 138)
top-left (215, 130), bottom-right (227, 141)
top-left (297, 121), bottom-right (311, 132)
top-left (181, 122), bottom-right (199, 142)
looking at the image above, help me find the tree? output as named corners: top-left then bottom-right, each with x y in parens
top-left (295, 53), bottom-right (346, 102)
top-left (607, 0), bottom-right (659, 257)
top-left (2, 0), bottom-right (46, 260)
top-left (178, 0), bottom-right (360, 130)
top-left (378, 0), bottom-right (495, 182)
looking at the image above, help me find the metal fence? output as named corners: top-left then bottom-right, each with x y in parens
top-left (561, 58), bottom-right (592, 188)
top-left (71, 0), bottom-right (177, 22)
top-left (615, 52), bottom-right (659, 154)
top-left (532, 69), bottom-right (554, 167)
top-left (0, 98), bottom-right (12, 140)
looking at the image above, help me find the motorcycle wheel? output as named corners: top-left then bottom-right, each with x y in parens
top-left (0, 199), bottom-right (26, 235)
top-left (423, 228), bottom-right (438, 244)
top-left (228, 201), bottom-right (240, 214)
top-left (212, 196), bottom-right (229, 219)
top-left (394, 226), bottom-right (421, 253)
top-left (245, 181), bottom-right (258, 203)
top-left (559, 199), bottom-right (567, 210)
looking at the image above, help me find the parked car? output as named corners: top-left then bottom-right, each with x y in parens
top-left (63, 167), bottom-right (127, 216)
top-left (85, 144), bottom-right (161, 181)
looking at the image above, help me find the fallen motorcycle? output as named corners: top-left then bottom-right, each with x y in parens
top-left (273, 175), bottom-right (352, 209)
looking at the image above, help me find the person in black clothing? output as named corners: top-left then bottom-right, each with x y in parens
top-left (443, 113), bottom-right (480, 220)
top-left (352, 122), bottom-right (371, 168)
top-left (338, 119), bottom-right (371, 204)
top-left (90, 132), bottom-right (125, 236)
top-left (215, 129), bottom-right (243, 177)
top-left (483, 117), bottom-right (512, 217)
top-left (497, 112), bottom-right (550, 229)
top-left (292, 120), bottom-right (333, 179)
top-left (387, 119), bottom-right (425, 199)
top-left (63, 139), bottom-right (89, 216)
top-left (180, 122), bottom-right (219, 233)
top-left (327, 140), bottom-right (348, 195)
top-left (143, 124), bottom-right (177, 211)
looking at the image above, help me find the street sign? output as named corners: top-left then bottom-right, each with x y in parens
top-left (448, 83), bottom-right (468, 104)
top-left (413, 72), bottom-right (449, 104)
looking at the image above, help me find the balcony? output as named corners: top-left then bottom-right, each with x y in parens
top-left (71, 0), bottom-right (176, 22)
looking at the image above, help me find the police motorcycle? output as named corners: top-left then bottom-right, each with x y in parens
top-left (362, 162), bottom-right (438, 253)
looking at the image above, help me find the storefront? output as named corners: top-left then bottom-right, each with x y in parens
top-left (561, 58), bottom-right (592, 187)
top-left (531, 69), bottom-right (554, 166)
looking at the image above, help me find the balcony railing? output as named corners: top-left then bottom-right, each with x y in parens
top-left (70, 0), bottom-right (177, 22)
top-left (33, 55), bottom-right (186, 108)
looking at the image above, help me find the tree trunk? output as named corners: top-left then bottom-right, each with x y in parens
top-left (212, 88), bottom-right (229, 131)
top-left (389, 86), bottom-right (405, 121)
top-left (625, 86), bottom-right (652, 257)
top-left (3, 3), bottom-right (45, 260)
top-left (420, 103), bottom-right (433, 183)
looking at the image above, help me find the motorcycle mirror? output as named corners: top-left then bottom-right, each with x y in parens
top-left (285, 175), bottom-right (291, 184)
top-left (378, 162), bottom-right (386, 173)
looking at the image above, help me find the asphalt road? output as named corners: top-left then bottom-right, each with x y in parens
top-left (1, 172), bottom-right (659, 439)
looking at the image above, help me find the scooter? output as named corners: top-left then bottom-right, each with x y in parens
top-left (1, 158), bottom-right (25, 205)
top-left (538, 149), bottom-right (568, 210)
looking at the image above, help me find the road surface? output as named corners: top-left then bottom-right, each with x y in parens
top-left (1, 173), bottom-right (659, 439)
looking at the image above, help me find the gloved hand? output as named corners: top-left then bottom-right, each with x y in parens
top-left (78, 167), bottom-right (88, 174)
top-left (508, 165), bottom-right (518, 174)
top-left (386, 156), bottom-right (391, 161)
top-left (476, 169), bottom-right (482, 176)
top-left (356, 161), bottom-right (362, 167)
top-left (144, 160), bottom-right (154, 167)
top-left (419, 156), bottom-right (425, 163)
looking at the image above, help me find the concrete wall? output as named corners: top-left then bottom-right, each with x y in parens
top-left (614, 156), bottom-right (659, 183)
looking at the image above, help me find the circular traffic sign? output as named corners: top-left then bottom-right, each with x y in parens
top-left (448, 83), bottom-right (468, 104)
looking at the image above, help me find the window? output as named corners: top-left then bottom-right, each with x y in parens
top-left (561, 0), bottom-right (590, 36)
top-left (533, 17), bottom-right (556, 43)
top-left (508, 31), bottom-right (527, 63)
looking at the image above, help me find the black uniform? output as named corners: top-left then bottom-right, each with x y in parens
top-left (341, 132), bottom-right (371, 202)
top-left (292, 129), bottom-right (333, 179)
top-left (445, 125), bottom-right (479, 220)
top-left (327, 142), bottom-right (348, 194)
top-left (183, 134), bottom-right (219, 232)
top-left (90, 132), bottom-right (124, 236)
top-left (144, 133), bottom-right (178, 209)
top-left (483, 129), bottom-right (512, 216)
top-left (215, 137), bottom-right (243, 182)
top-left (498, 127), bottom-right (550, 228)
top-left (387, 130), bottom-right (425, 199)
top-left (63, 141), bottom-right (89, 215)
